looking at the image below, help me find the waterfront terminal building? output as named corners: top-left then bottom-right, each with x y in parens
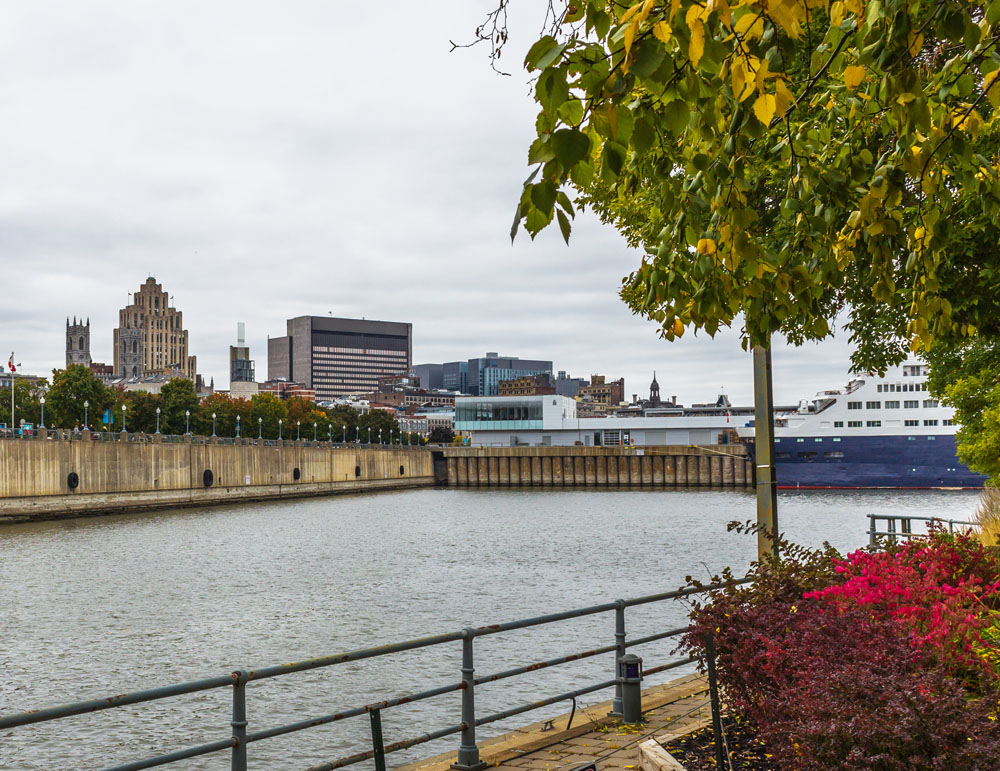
top-left (455, 395), bottom-right (738, 447)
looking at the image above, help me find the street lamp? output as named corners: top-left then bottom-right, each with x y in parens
top-left (211, 412), bottom-right (217, 437)
top-left (343, 424), bottom-right (347, 443)
top-left (155, 406), bottom-right (161, 434)
top-left (296, 420), bottom-right (301, 441)
top-left (121, 404), bottom-right (127, 432)
top-left (355, 425), bottom-right (359, 443)
top-left (185, 409), bottom-right (190, 435)
top-left (379, 428), bottom-right (383, 445)
top-left (328, 423), bottom-right (332, 442)
top-left (258, 416), bottom-right (263, 439)
top-left (278, 418), bottom-right (283, 440)
top-left (313, 422), bottom-right (317, 442)
top-left (40, 396), bottom-right (45, 428)
top-left (367, 427), bottom-right (371, 444)
top-left (83, 400), bottom-right (89, 428)
top-left (236, 415), bottom-right (241, 438)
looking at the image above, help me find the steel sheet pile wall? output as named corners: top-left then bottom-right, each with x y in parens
top-left (0, 440), bottom-right (434, 522)
top-left (442, 446), bottom-right (751, 488)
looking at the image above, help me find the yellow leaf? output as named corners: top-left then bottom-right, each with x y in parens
top-left (671, 0), bottom-right (682, 20)
top-left (843, 65), bottom-right (865, 90)
top-left (775, 79), bottom-right (795, 115)
top-left (830, 0), bottom-right (845, 26)
top-left (620, 2), bottom-right (643, 24)
top-left (753, 93), bottom-right (776, 125)
top-left (697, 238), bottom-right (717, 254)
top-left (672, 318), bottom-right (685, 336)
top-left (688, 22), bottom-right (705, 68)
top-left (984, 70), bottom-right (1000, 108)
top-left (754, 57), bottom-right (771, 92)
top-left (907, 32), bottom-right (924, 58)
top-left (624, 20), bottom-right (638, 58)
top-left (731, 58), bottom-right (751, 102)
top-left (733, 11), bottom-right (764, 39)
top-left (653, 21), bottom-right (673, 44)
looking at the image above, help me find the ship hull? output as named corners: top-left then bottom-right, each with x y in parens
top-left (744, 434), bottom-right (987, 489)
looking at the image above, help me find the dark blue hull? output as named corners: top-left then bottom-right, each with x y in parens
top-left (745, 434), bottom-right (987, 488)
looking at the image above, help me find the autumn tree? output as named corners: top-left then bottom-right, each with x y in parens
top-left (159, 378), bottom-right (201, 434)
top-left (498, 0), bottom-right (1000, 372)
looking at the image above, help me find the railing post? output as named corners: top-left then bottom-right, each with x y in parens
top-left (704, 632), bottom-right (726, 770)
top-left (610, 600), bottom-right (626, 716)
top-left (231, 670), bottom-right (248, 771)
top-left (868, 513), bottom-right (876, 547)
top-left (452, 628), bottom-right (486, 771)
top-left (887, 517), bottom-right (897, 545)
top-left (370, 708), bottom-right (387, 771)
top-left (902, 517), bottom-right (912, 537)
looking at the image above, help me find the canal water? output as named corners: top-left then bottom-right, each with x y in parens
top-left (0, 488), bottom-right (981, 770)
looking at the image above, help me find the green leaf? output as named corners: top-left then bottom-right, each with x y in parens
top-left (551, 128), bottom-right (592, 168)
top-left (556, 190), bottom-right (575, 217)
top-left (557, 209), bottom-right (572, 244)
top-left (632, 116), bottom-right (655, 155)
top-left (525, 36), bottom-right (563, 71)
top-left (631, 38), bottom-right (667, 79)
top-left (530, 180), bottom-right (558, 214)
top-left (537, 67), bottom-right (569, 109)
top-left (662, 100), bottom-right (690, 137)
top-left (602, 141), bottom-right (626, 177)
top-left (557, 97), bottom-right (585, 126)
top-left (528, 137), bottom-right (556, 164)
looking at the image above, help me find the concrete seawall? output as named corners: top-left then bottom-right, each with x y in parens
top-left (441, 445), bottom-right (752, 488)
top-left (0, 439), bottom-right (435, 523)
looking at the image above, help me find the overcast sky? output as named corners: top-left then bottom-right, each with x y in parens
top-left (1, 2), bottom-right (861, 406)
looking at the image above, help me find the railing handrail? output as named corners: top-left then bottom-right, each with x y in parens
top-left (0, 577), bottom-right (750, 771)
top-left (867, 512), bottom-right (976, 546)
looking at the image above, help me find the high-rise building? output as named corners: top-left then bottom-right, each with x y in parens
top-left (66, 317), bottom-right (92, 368)
top-left (467, 353), bottom-right (552, 396)
top-left (413, 363), bottom-right (444, 390)
top-left (230, 322), bottom-right (255, 383)
top-left (113, 277), bottom-right (197, 380)
top-left (267, 315), bottom-right (412, 401)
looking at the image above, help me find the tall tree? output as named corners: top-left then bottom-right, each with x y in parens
top-left (46, 365), bottom-right (114, 429)
top-left (159, 378), bottom-right (201, 435)
top-left (500, 0), bottom-right (1000, 372)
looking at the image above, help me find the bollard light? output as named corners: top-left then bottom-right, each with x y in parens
top-left (618, 653), bottom-right (643, 724)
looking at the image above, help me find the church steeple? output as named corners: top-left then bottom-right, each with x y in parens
top-left (649, 372), bottom-right (661, 407)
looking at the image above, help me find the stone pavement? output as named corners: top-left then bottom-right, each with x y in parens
top-left (400, 674), bottom-right (711, 771)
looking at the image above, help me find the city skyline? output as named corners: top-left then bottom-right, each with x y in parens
top-left (2, 2), bottom-right (857, 407)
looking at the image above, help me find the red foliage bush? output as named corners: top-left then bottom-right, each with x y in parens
top-left (681, 525), bottom-right (1000, 770)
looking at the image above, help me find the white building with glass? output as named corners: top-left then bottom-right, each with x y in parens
top-left (454, 395), bottom-right (741, 447)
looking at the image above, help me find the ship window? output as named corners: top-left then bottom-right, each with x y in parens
top-left (833, 437), bottom-right (842, 442)
top-left (798, 451), bottom-right (818, 459)
top-left (847, 401), bottom-right (862, 410)
top-left (848, 420), bottom-right (862, 427)
top-left (885, 401), bottom-right (900, 409)
top-left (904, 400), bottom-right (919, 408)
top-left (866, 401), bottom-right (881, 409)
top-left (834, 421), bottom-right (843, 427)
top-left (796, 438), bottom-right (805, 443)
top-left (924, 419), bottom-right (938, 426)
top-left (774, 438), bottom-right (781, 443)
top-left (776, 451), bottom-right (792, 459)
top-left (923, 399), bottom-right (939, 408)
top-left (928, 436), bottom-right (936, 440)
top-left (814, 438), bottom-right (823, 442)
top-left (824, 451), bottom-right (845, 458)
top-left (908, 436), bottom-right (916, 440)
top-left (905, 419), bottom-right (919, 426)
top-left (866, 420), bottom-right (881, 427)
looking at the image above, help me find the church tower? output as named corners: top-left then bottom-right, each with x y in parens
top-left (649, 371), bottom-right (661, 407)
top-left (66, 317), bottom-right (92, 368)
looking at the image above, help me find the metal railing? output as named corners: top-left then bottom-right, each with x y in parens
top-left (0, 428), bottom-right (430, 449)
top-left (0, 579), bottom-right (748, 771)
top-left (868, 513), bottom-right (975, 546)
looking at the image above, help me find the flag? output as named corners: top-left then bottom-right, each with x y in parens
top-left (726, 409), bottom-right (731, 424)
top-left (7, 353), bottom-right (15, 373)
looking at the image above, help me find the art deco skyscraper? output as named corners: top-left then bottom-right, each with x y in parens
top-left (113, 277), bottom-right (197, 380)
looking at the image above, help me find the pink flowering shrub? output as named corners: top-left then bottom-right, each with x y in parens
top-left (681, 524), bottom-right (1000, 769)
